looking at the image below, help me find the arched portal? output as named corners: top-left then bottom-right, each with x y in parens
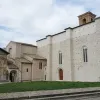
top-left (59, 69), bottom-right (63, 80)
top-left (10, 70), bottom-right (17, 82)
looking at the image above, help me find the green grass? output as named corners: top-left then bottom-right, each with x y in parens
top-left (0, 81), bottom-right (100, 93)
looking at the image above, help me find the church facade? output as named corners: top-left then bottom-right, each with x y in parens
top-left (37, 12), bottom-right (100, 82)
top-left (1, 12), bottom-right (100, 82)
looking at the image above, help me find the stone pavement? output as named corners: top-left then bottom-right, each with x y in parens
top-left (24, 96), bottom-right (100, 100)
top-left (1, 87), bottom-right (100, 100)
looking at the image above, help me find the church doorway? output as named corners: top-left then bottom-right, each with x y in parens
top-left (59, 69), bottom-right (63, 80)
top-left (10, 70), bottom-right (17, 82)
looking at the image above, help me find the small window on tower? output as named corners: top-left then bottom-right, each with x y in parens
top-left (83, 18), bottom-right (86, 24)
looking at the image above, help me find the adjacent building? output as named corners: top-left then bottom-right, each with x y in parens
top-left (0, 48), bottom-right (9, 82)
top-left (6, 41), bottom-right (47, 82)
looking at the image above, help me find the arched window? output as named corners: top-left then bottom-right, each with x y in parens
top-left (83, 18), bottom-right (86, 24)
top-left (59, 51), bottom-right (62, 64)
top-left (83, 46), bottom-right (88, 62)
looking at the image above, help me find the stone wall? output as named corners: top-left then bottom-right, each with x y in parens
top-left (37, 17), bottom-right (100, 82)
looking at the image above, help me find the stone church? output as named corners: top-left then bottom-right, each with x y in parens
top-left (0, 11), bottom-right (100, 82)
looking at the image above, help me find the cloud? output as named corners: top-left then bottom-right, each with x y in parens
top-left (0, 0), bottom-right (99, 47)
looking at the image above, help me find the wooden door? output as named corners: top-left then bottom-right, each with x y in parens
top-left (59, 69), bottom-right (63, 80)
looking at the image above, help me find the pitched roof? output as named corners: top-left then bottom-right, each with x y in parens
top-left (11, 41), bottom-right (37, 47)
top-left (18, 57), bottom-right (32, 63)
top-left (78, 11), bottom-right (96, 17)
top-left (24, 54), bottom-right (47, 60)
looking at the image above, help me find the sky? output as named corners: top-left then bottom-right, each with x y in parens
top-left (0, 0), bottom-right (100, 47)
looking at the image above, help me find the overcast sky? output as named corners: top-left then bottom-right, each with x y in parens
top-left (0, 0), bottom-right (100, 47)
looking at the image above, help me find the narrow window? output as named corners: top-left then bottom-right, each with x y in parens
top-left (39, 62), bottom-right (42, 69)
top-left (26, 68), bottom-right (28, 72)
top-left (45, 75), bottom-right (46, 80)
top-left (83, 48), bottom-right (85, 62)
top-left (61, 52), bottom-right (62, 64)
top-left (85, 48), bottom-right (88, 62)
top-left (59, 52), bottom-right (60, 64)
top-left (83, 46), bottom-right (88, 62)
top-left (59, 51), bottom-right (62, 64)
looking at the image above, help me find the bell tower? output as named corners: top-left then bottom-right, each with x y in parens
top-left (78, 12), bottom-right (96, 25)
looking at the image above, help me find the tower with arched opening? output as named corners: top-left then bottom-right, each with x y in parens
top-left (78, 11), bottom-right (96, 25)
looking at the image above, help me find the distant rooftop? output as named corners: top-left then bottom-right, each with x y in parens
top-left (0, 48), bottom-right (9, 54)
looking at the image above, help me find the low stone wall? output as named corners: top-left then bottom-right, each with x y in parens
top-left (0, 87), bottom-right (100, 99)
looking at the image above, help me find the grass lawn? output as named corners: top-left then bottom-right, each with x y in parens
top-left (0, 81), bottom-right (100, 93)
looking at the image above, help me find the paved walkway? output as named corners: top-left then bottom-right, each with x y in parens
top-left (24, 96), bottom-right (100, 100)
top-left (67, 96), bottom-right (100, 100)
top-left (1, 87), bottom-right (100, 100)
top-left (82, 97), bottom-right (100, 100)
